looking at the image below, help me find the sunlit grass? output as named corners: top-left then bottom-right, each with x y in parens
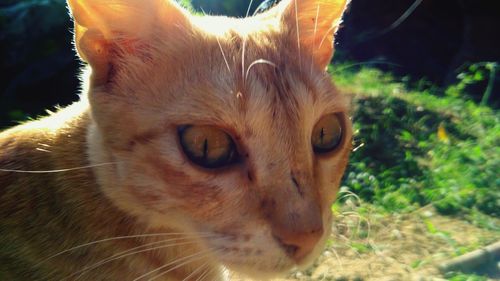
top-left (332, 64), bottom-right (499, 220)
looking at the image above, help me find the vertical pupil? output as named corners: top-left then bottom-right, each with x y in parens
top-left (203, 138), bottom-right (208, 160)
top-left (320, 127), bottom-right (325, 144)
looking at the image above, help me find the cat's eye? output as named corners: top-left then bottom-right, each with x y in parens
top-left (178, 125), bottom-right (238, 169)
top-left (312, 114), bottom-right (343, 153)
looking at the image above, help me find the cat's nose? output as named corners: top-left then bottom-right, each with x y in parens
top-left (273, 225), bottom-right (323, 262)
top-left (270, 205), bottom-right (324, 262)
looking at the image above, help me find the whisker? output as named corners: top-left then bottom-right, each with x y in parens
top-left (245, 0), bottom-right (254, 18)
top-left (215, 36), bottom-right (231, 73)
top-left (294, 0), bottom-right (302, 70)
top-left (245, 59), bottom-right (277, 81)
top-left (198, 265), bottom-right (217, 281)
top-left (338, 190), bottom-right (362, 204)
top-left (338, 194), bottom-right (359, 203)
top-left (330, 247), bottom-right (344, 271)
top-left (317, 24), bottom-right (337, 51)
top-left (180, 261), bottom-right (209, 281)
top-left (335, 235), bottom-right (363, 258)
top-left (196, 266), bottom-right (212, 281)
top-left (341, 211), bottom-right (371, 241)
top-left (136, 249), bottom-right (214, 281)
top-left (199, 7), bottom-right (207, 16)
top-left (36, 232), bottom-right (213, 267)
top-left (0, 162), bottom-right (119, 174)
top-left (67, 239), bottom-right (206, 280)
top-left (332, 61), bottom-right (403, 74)
top-left (346, 246), bottom-right (362, 260)
top-left (341, 211), bottom-right (364, 236)
top-left (195, 267), bottom-right (210, 281)
top-left (241, 37), bottom-right (247, 87)
top-left (338, 196), bottom-right (360, 208)
top-left (310, 3), bottom-right (320, 76)
top-left (338, 189), bottom-right (360, 199)
top-left (352, 142), bottom-right (365, 152)
top-left (372, 0), bottom-right (424, 38)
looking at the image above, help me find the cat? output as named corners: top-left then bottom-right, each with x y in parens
top-left (0, 0), bottom-right (351, 280)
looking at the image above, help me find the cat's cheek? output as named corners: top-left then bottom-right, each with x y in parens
top-left (315, 163), bottom-right (340, 207)
top-left (315, 144), bottom-right (352, 206)
top-left (145, 161), bottom-right (253, 228)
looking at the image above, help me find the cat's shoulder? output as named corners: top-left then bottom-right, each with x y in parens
top-left (0, 101), bottom-right (91, 182)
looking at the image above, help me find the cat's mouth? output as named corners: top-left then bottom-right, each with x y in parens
top-left (195, 231), bottom-right (291, 277)
top-left (198, 226), bottom-right (330, 278)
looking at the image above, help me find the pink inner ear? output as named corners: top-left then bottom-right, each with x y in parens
top-left (77, 25), bottom-right (155, 85)
top-left (77, 29), bottom-right (110, 84)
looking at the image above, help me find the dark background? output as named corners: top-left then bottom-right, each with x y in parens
top-left (1, 0), bottom-right (499, 128)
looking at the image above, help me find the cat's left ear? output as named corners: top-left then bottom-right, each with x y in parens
top-left (281, 0), bottom-right (350, 69)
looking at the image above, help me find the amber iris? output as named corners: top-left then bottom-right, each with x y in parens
top-left (311, 114), bottom-right (343, 153)
top-left (179, 125), bottom-right (238, 168)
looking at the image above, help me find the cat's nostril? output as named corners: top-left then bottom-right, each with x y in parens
top-left (283, 243), bottom-right (299, 257)
top-left (273, 235), bottom-right (299, 257)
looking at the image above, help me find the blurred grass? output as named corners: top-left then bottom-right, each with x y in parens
top-left (333, 65), bottom-right (499, 220)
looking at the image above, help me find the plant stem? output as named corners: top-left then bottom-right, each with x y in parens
top-left (480, 63), bottom-right (497, 106)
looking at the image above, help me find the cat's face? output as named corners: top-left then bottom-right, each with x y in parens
top-left (72, 0), bottom-right (351, 277)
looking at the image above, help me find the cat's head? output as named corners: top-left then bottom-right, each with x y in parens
top-left (69, 0), bottom-right (351, 277)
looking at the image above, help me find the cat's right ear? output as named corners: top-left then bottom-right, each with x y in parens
top-left (67, 0), bottom-right (191, 85)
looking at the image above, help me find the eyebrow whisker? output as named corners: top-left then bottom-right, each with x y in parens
top-left (215, 36), bottom-right (231, 73)
top-left (245, 58), bottom-right (277, 81)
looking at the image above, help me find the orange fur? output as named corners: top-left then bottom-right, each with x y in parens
top-left (0, 0), bottom-right (351, 280)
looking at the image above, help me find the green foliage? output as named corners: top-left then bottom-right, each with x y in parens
top-left (410, 259), bottom-right (426, 269)
top-left (349, 241), bottom-right (374, 254)
top-left (465, 208), bottom-right (500, 231)
top-left (445, 272), bottom-right (488, 281)
top-left (175, 0), bottom-right (195, 12)
top-left (333, 65), bottom-right (499, 218)
top-left (446, 62), bottom-right (498, 107)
